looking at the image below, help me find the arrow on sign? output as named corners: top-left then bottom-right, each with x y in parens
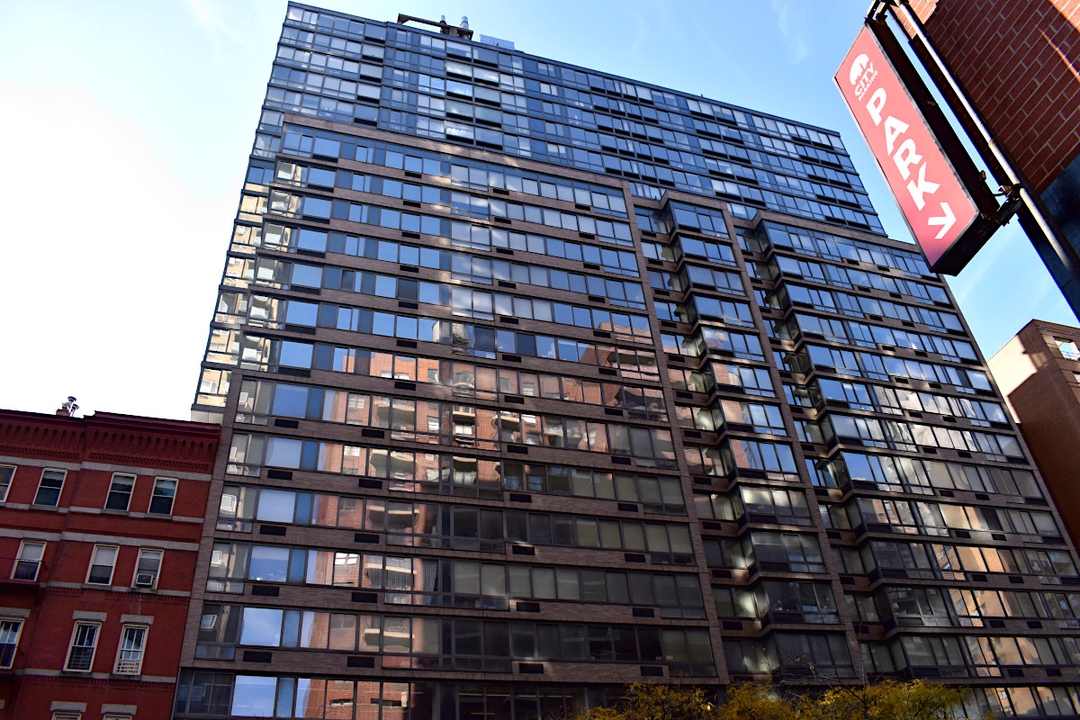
top-left (927, 202), bottom-right (955, 239)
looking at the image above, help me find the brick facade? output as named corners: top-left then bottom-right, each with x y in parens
top-left (904, 0), bottom-right (1080, 193)
top-left (0, 410), bottom-right (219, 720)
top-left (989, 321), bottom-right (1080, 549)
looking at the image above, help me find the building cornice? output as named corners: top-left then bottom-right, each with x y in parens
top-left (0, 410), bottom-right (220, 474)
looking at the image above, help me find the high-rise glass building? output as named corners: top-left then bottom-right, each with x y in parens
top-left (178, 4), bottom-right (1080, 718)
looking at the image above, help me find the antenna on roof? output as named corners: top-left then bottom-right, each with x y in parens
top-left (396, 12), bottom-right (474, 39)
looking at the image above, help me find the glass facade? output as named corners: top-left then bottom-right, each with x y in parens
top-left (183, 3), bottom-right (1080, 718)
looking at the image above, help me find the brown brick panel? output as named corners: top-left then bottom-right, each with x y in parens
top-left (904, 0), bottom-right (1080, 191)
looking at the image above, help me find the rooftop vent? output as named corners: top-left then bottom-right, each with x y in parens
top-left (57, 396), bottom-right (79, 417)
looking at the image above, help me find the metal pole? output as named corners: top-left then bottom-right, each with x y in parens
top-left (887, 0), bottom-right (1080, 278)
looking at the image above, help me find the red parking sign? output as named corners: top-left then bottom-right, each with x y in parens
top-left (836, 25), bottom-right (982, 270)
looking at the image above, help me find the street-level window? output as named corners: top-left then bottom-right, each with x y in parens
top-left (149, 477), bottom-right (177, 515)
top-left (64, 622), bottom-right (100, 671)
top-left (0, 465), bottom-right (14, 502)
top-left (33, 469), bottom-right (66, 507)
top-left (133, 548), bottom-right (163, 588)
top-left (0, 618), bottom-right (23, 668)
top-left (12, 540), bottom-right (45, 581)
top-left (105, 473), bottom-right (136, 511)
top-left (114, 624), bottom-right (148, 674)
top-left (86, 545), bottom-right (118, 585)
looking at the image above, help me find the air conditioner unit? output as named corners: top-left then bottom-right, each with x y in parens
top-left (134, 573), bottom-right (155, 587)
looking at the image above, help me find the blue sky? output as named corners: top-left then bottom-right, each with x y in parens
top-left (0, 0), bottom-right (1072, 419)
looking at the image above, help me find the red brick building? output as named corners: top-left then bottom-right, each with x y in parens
top-left (989, 320), bottom-right (1080, 549)
top-left (0, 409), bottom-right (219, 720)
top-left (897, 0), bottom-right (1080, 312)
top-left (903, 0), bottom-right (1080, 195)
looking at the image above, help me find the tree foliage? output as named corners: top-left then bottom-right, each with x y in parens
top-left (715, 684), bottom-right (797, 720)
top-left (573, 683), bottom-right (718, 720)
top-left (569, 681), bottom-right (966, 720)
top-left (806, 681), bottom-right (964, 720)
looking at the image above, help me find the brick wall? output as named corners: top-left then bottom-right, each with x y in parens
top-left (903, 0), bottom-right (1080, 193)
top-left (0, 410), bottom-right (220, 720)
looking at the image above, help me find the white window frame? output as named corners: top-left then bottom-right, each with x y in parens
top-left (148, 477), bottom-right (178, 515)
top-left (104, 473), bottom-right (136, 511)
top-left (64, 621), bottom-right (100, 672)
top-left (86, 545), bottom-right (119, 585)
top-left (0, 618), bottom-right (24, 668)
top-left (0, 464), bottom-right (14, 502)
top-left (12, 540), bottom-right (45, 581)
top-left (52, 714), bottom-right (82, 720)
top-left (114, 624), bottom-right (148, 675)
top-left (33, 468), bottom-right (66, 507)
top-left (133, 548), bottom-right (163, 589)
top-left (103, 716), bottom-right (132, 720)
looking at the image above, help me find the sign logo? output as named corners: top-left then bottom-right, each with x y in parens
top-left (835, 26), bottom-right (980, 270)
top-left (848, 53), bottom-right (869, 85)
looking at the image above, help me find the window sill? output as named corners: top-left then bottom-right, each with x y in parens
top-left (110, 672), bottom-right (142, 680)
top-left (3, 576), bottom-right (42, 586)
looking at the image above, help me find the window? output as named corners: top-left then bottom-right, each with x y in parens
top-left (0, 619), bottom-right (23, 668)
top-left (86, 545), bottom-right (118, 585)
top-left (114, 625), bottom-right (147, 674)
top-left (64, 622), bottom-right (100, 671)
top-left (763, 580), bottom-right (839, 623)
top-left (12, 541), bottom-right (45, 581)
top-left (149, 478), bottom-right (177, 515)
top-left (1056, 338), bottom-right (1080, 360)
top-left (133, 548), bottom-right (163, 588)
top-left (0, 465), bottom-right (13, 502)
top-left (741, 487), bottom-right (813, 526)
top-left (33, 469), bottom-right (66, 506)
top-left (105, 473), bottom-right (136, 511)
top-left (52, 714), bottom-right (82, 720)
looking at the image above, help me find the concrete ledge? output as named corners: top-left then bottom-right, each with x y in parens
top-left (51, 701), bottom-right (88, 712)
top-left (120, 614), bottom-right (154, 625)
top-left (102, 703), bottom-right (138, 714)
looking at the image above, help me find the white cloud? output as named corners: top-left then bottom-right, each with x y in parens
top-left (770, 0), bottom-right (810, 64)
top-left (186, 0), bottom-right (252, 47)
top-left (950, 231), bottom-right (1008, 305)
